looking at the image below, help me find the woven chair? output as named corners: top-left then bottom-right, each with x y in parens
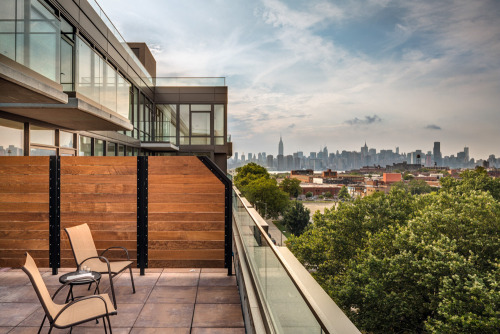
top-left (22, 252), bottom-right (116, 334)
top-left (65, 223), bottom-right (136, 308)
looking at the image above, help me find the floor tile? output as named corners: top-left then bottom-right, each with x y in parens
top-left (0, 303), bottom-right (39, 327)
top-left (0, 285), bottom-right (40, 303)
top-left (147, 286), bottom-right (197, 304)
top-left (134, 303), bottom-right (194, 328)
top-left (163, 268), bottom-right (201, 273)
top-left (191, 329), bottom-right (246, 334)
top-left (196, 286), bottom-right (241, 304)
top-left (192, 304), bottom-right (244, 328)
top-left (199, 273), bottom-right (236, 287)
top-left (107, 285), bottom-right (153, 304)
top-left (79, 303), bottom-right (143, 328)
top-left (129, 328), bottom-right (190, 334)
top-left (0, 327), bottom-right (13, 334)
top-left (201, 268), bottom-right (228, 273)
top-left (157, 272), bottom-right (199, 286)
top-left (114, 272), bottom-right (160, 287)
top-left (0, 271), bottom-right (30, 286)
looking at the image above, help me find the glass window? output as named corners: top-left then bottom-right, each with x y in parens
top-left (107, 142), bottom-right (116, 156)
top-left (60, 38), bottom-right (73, 91)
top-left (191, 104), bottom-right (211, 111)
top-left (118, 144), bottom-right (125, 156)
top-left (30, 147), bottom-right (56, 156)
top-left (0, 118), bottom-right (24, 156)
top-left (214, 104), bottom-right (224, 145)
top-left (179, 104), bottom-right (189, 144)
top-left (126, 146), bottom-right (133, 156)
top-left (191, 137), bottom-right (211, 145)
top-left (31, 125), bottom-right (55, 146)
top-left (133, 87), bottom-right (139, 139)
top-left (79, 136), bottom-right (91, 156)
top-left (192, 112), bottom-right (210, 136)
top-left (117, 74), bottom-right (130, 120)
top-left (95, 139), bottom-right (104, 156)
top-left (59, 131), bottom-right (74, 148)
top-left (102, 62), bottom-right (116, 112)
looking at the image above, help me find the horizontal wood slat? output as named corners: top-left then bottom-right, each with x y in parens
top-left (0, 157), bottom-right (49, 267)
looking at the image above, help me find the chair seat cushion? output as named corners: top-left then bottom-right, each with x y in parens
top-left (54, 293), bottom-right (116, 327)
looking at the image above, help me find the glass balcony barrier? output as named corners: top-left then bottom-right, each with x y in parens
top-left (232, 188), bottom-right (360, 333)
top-left (88, 0), bottom-right (153, 86)
top-left (155, 77), bottom-right (226, 87)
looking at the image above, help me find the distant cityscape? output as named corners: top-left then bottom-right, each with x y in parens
top-left (229, 137), bottom-right (500, 171)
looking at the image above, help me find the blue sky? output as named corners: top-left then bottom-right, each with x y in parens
top-left (98, 0), bottom-right (500, 159)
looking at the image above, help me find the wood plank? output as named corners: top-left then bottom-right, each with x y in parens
top-left (0, 212), bottom-right (49, 222)
top-left (148, 240), bottom-right (224, 250)
top-left (148, 203), bottom-right (224, 213)
top-left (0, 222), bottom-right (48, 230)
top-left (149, 231), bottom-right (224, 241)
top-left (61, 156), bottom-right (136, 166)
top-left (149, 193), bottom-right (224, 204)
top-left (149, 183), bottom-right (224, 194)
top-left (62, 231), bottom-right (136, 241)
top-left (147, 259), bottom-right (224, 268)
top-left (0, 174), bottom-right (48, 183)
top-left (148, 165), bottom-right (214, 176)
top-left (60, 165), bottom-right (137, 175)
top-left (149, 212), bottom-right (224, 222)
top-left (0, 183), bottom-right (49, 193)
top-left (60, 183), bottom-right (136, 194)
top-left (0, 239), bottom-right (48, 250)
top-left (0, 202), bottom-right (49, 212)
top-left (0, 193), bottom-right (48, 203)
top-left (0, 230), bottom-right (48, 239)
top-left (149, 175), bottom-right (221, 185)
top-left (59, 212), bottom-right (136, 222)
top-left (0, 258), bottom-right (49, 268)
top-left (148, 249), bottom-right (223, 260)
top-left (0, 156), bottom-right (49, 166)
top-left (61, 193), bottom-right (136, 203)
top-left (0, 165), bottom-right (48, 175)
top-left (0, 250), bottom-right (48, 259)
top-left (60, 175), bottom-right (136, 184)
top-left (148, 156), bottom-right (201, 166)
top-left (61, 249), bottom-right (137, 259)
top-left (60, 202), bottom-right (136, 213)
top-left (60, 239), bottom-right (136, 250)
top-left (60, 222), bottom-right (136, 232)
top-left (149, 221), bottom-right (224, 231)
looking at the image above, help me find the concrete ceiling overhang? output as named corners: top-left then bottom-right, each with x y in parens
top-left (141, 142), bottom-right (179, 152)
top-left (0, 97), bottom-right (133, 131)
top-left (0, 55), bottom-right (68, 104)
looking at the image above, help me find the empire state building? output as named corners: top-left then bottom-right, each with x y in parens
top-left (278, 136), bottom-right (284, 156)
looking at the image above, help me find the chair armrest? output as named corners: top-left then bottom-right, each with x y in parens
top-left (100, 246), bottom-right (130, 261)
top-left (53, 295), bottom-right (109, 323)
top-left (51, 276), bottom-right (100, 300)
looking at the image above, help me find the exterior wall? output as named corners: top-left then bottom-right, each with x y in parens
top-left (383, 173), bottom-right (402, 183)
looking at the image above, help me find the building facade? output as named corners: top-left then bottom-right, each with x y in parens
top-left (0, 0), bottom-right (231, 170)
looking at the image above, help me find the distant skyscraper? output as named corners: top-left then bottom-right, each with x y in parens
top-left (278, 136), bottom-right (284, 156)
top-left (234, 152), bottom-right (238, 162)
top-left (464, 146), bottom-right (469, 162)
top-left (433, 142), bottom-right (442, 166)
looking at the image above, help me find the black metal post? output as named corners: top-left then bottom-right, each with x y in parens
top-left (137, 156), bottom-right (148, 275)
top-left (49, 156), bottom-right (60, 275)
top-left (197, 156), bottom-right (233, 275)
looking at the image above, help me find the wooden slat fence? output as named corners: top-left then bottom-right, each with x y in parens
top-left (0, 157), bottom-right (50, 267)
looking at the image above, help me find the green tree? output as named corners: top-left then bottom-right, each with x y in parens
top-left (408, 179), bottom-right (432, 194)
top-left (234, 162), bottom-right (269, 189)
top-left (403, 171), bottom-right (414, 180)
top-left (305, 191), bottom-right (313, 198)
top-left (280, 178), bottom-right (302, 198)
top-left (244, 178), bottom-right (290, 219)
top-left (338, 186), bottom-right (350, 200)
top-left (324, 191), bottom-right (333, 198)
top-left (283, 201), bottom-right (311, 236)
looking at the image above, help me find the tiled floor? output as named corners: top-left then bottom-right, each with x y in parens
top-left (0, 267), bottom-right (244, 333)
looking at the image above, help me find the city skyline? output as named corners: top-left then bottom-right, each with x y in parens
top-left (99, 0), bottom-right (500, 158)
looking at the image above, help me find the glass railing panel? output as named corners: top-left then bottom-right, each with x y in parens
top-left (155, 77), bottom-right (226, 87)
top-left (233, 190), bottom-right (322, 333)
top-left (88, 0), bottom-right (153, 86)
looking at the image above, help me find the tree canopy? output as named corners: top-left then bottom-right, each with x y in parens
top-left (287, 171), bottom-right (500, 333)
top-left (280, 178), bottom-right (302, 198)
top-left (283, 201), bottom-right (310, 236)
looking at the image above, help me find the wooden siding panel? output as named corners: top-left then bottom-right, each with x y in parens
top-left (0, 157), bottom-right (49, 267)
top-left (148, 156), bottom-right (225, 268)
top-left (60, 157), bottom-right (137, 268)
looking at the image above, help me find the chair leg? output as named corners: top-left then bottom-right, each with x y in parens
top-left (37, 315), bottom-right (46, 334)
top-left (129, 266), bottom-right (136, 293)
top-left (47, 325), bottom-right (53, 334)
top-left (106, 314), bottom-right (113, 334)
top-left (103, 316), bottom-right (107, 334)
top-left (88, 281), bottom-right (92, 290)
top-left (108, 273), bottom-right (117, 308)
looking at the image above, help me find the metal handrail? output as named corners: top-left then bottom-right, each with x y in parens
top-left (155, 77), bottom-right (226, 87)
